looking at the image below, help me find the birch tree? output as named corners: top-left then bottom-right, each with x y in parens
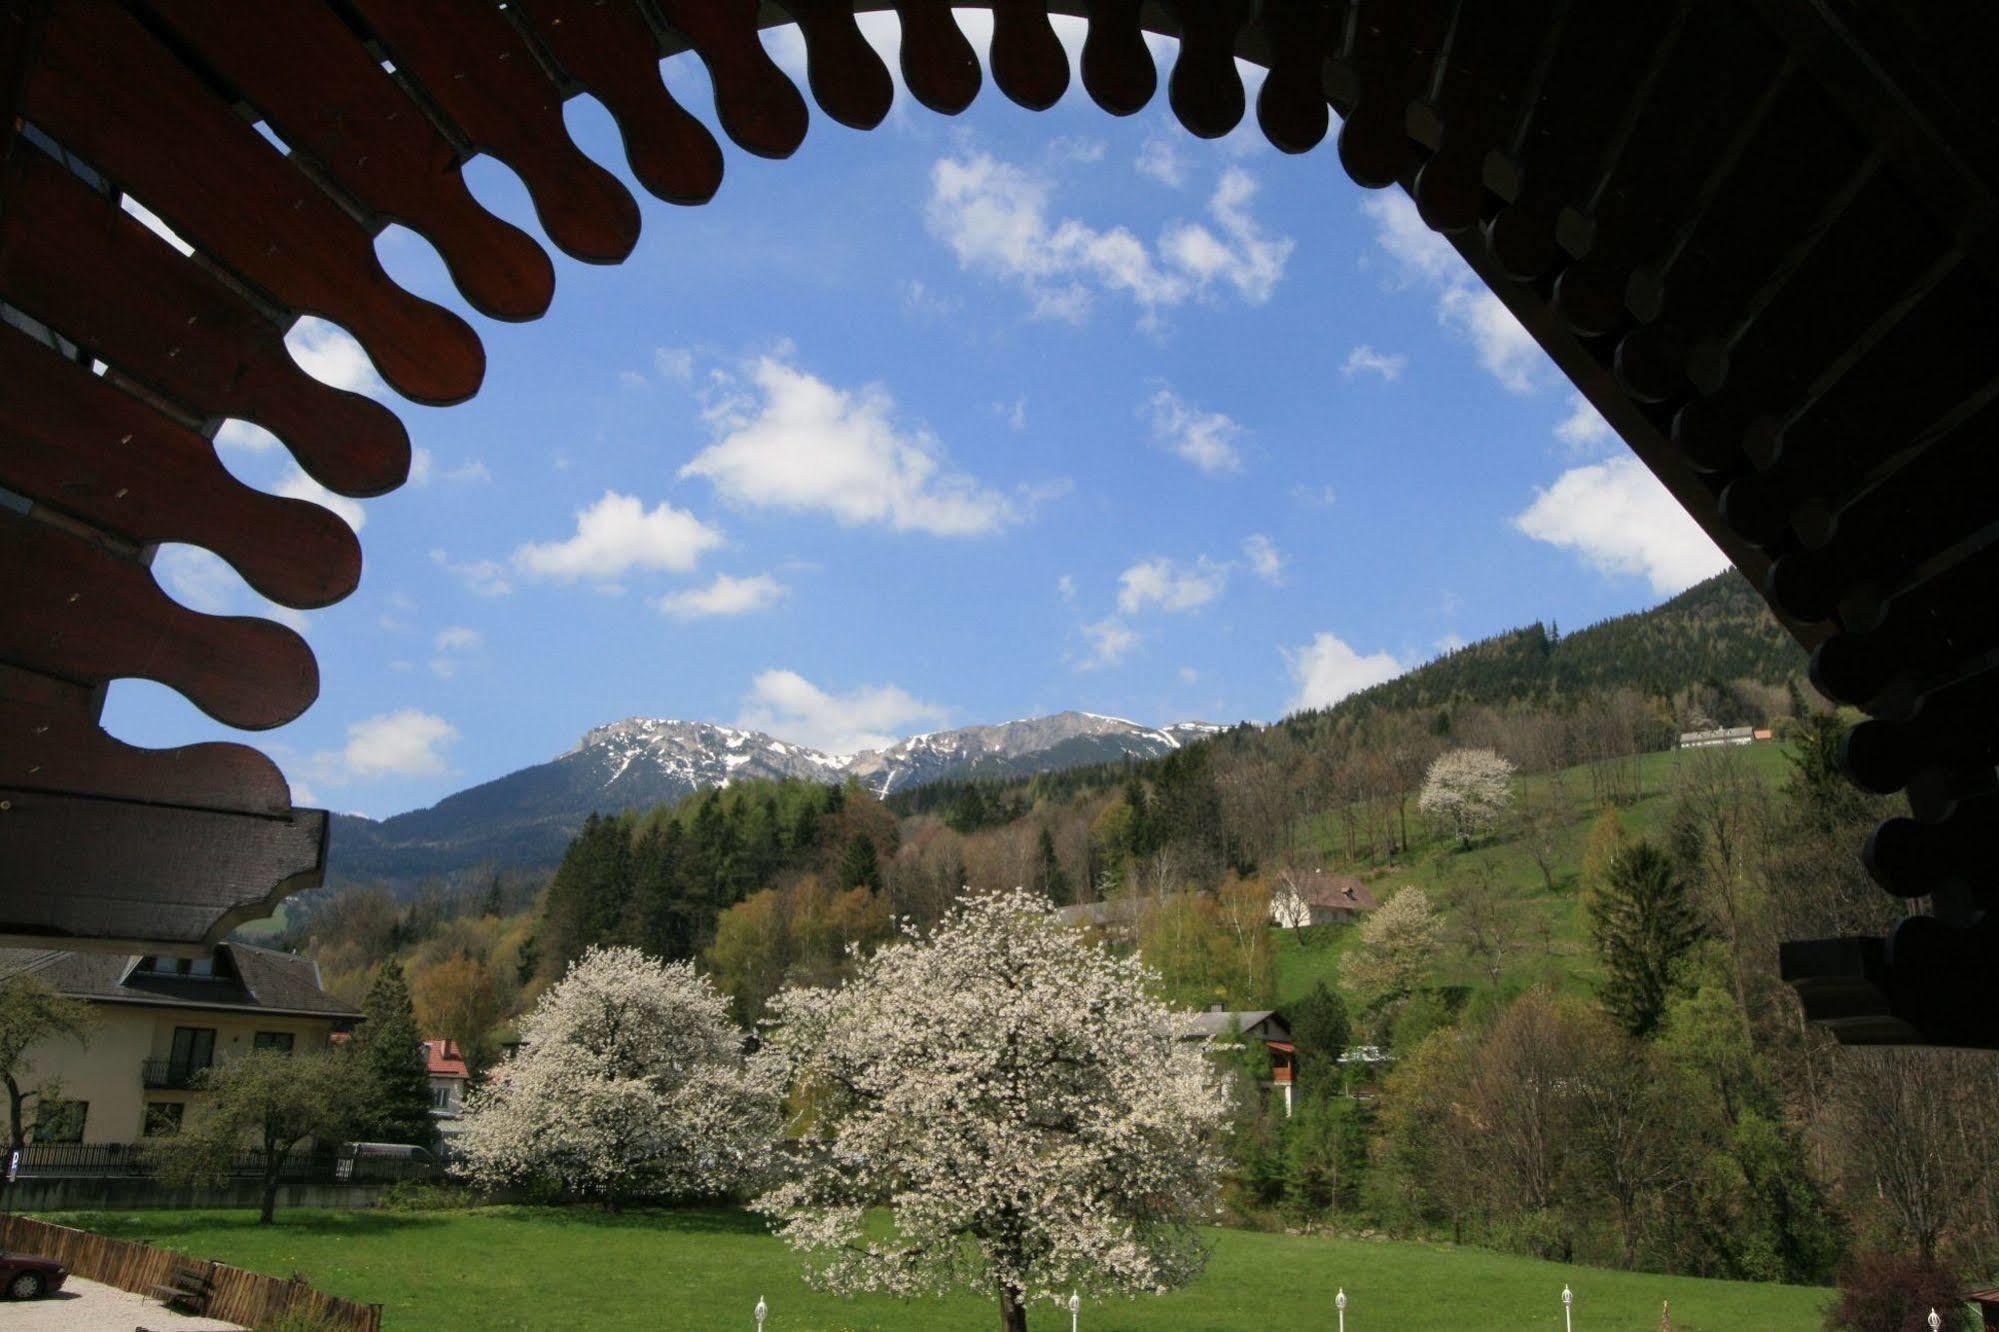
top-left (756, 888), bottom-right (1231, 1332)
top-left (457, 946), bottom-right (779, 1206)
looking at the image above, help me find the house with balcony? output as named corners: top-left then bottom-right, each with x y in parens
top-left (1179, 1007), bottom-right (1296, 1117)
top-left (423, 1037), bottom-right (471, 1137)
top-left (0, 942), bottom-right (360, 1144)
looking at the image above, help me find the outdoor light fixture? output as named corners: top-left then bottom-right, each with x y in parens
top-left (1929, 1311), bottom-right (1942, 1331)
top-left (1562, 1284), bottom-right (1574, 1332)
top-left (754, 1295), bottom-right (768, 1329)
top-left (1336, 1286), bottom-right (1348, 1332)
top-left (1068, 1290), bottom-right (1081, 1331)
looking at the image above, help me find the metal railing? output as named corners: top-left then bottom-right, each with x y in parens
top-left (11, 1142), bottom-right (437, 1183)
top-left (140, 1056), bottom-right (214, 1089)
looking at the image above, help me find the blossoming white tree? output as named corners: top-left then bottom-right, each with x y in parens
top-left (1418, 747), bottom-right (1518, 846)
top-left (755, 888), bottom-right (1232, 1332)
top-left (456, 945), bottom-right (779, 1206)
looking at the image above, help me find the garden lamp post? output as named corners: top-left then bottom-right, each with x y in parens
top-left (1929, 1310), bottom-right (1941, 1331)
top-left (754, 1295), bottom-right (767, 1330)
top-left (1069, 1291), bottom-right (1080, 1332)
top-left (1563, 1284), bottom-right (1574, 1332)
top-left (1336, 1286), bottom-right (1347, 1332)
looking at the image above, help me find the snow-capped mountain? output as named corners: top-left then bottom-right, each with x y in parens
top-left (327, 711), bottom-right (1232, 884)
top-left (846, 712), bottom-right (1222, 796)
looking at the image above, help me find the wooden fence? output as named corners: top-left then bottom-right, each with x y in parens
top-left (0, 1214), bottom-right (383, 1331)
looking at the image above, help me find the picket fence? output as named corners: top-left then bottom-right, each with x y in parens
top-left (0, 1214), bottom-right (383, 1331)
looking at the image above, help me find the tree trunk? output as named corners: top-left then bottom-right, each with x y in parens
top-left (997, 1282), bottom-right (1029, 1332)
top-left (260, 1167), bottom-right (279, 1225)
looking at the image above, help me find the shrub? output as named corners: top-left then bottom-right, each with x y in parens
top-left (378, 1179), bottom-right (482, 1212)
top-left (1824, 1251), bottom-right (1971, 1332)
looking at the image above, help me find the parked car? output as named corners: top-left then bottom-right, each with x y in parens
top-left (1, 1249), bottom-right (68, 1300)
top-left (333, 1141), bottom-right (436, 1182)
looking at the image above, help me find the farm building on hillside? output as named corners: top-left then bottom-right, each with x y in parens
top-left (1270, 872), bottom-right (1380, 929)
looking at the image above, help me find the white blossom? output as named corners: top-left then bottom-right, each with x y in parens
top-left (1417, 746), bottom-right (1517, 845)
top-left (455, 946), bottom-right (780, 1203)
top-left (754, 888), bottom-right (1231, 1328)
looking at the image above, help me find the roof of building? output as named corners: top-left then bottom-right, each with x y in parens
top-left (1180, 1009), bottom-right (1286, 1040)
top-left (0, 941), bottom-right (360, 1019)
top-left (424, 1038), bottom-right (469, 1080)
top-left (1285, 873), bottom-right (1381, 913)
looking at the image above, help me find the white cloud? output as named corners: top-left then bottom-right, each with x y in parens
top-left (683, 356), bottom-right (1017, 536)
top-left (322, 709), bottom-right (458, 781)
top-left (1512, 455), bottom-right (1729, 595)
top-left (433, 625), bottom-right (482, 653)
top-left (996, 397), bottom-right (1028, 431)
top-left (284, 317), bottom-right (385, 397)
top-left (275, 466), bottom-right (366, 533)
top-left (736, 669), bottom-right (948, 757)
top-left (1178, 666), bottom-right (1199, 685)
top-left (407, 447), bottom-right (491, 486)
top-left (1050, 135), bottom-right (1107, 165)
top-left (430, 549), bottom-right (513, 598)
top-left (429, 625), bottom-right (483, 678)
top-left (152, 544), bottom-right (310, 634)
top-left (1437, 285), bottom-right (1540, 394)
top-left (1056, 574), bottom-right (1078, 603)
top-left (514, 491), bottom-right (722, 581)
top-left (655, 347), bottom-right (695, 380)
top-left (1136, 131), bottom-right (1188, 188)
top-left (1117, 557), bottom-right (1227, 615)
top-left (1362, 193), bottom-right (1542, 394)
top-left (1555, 392), bottom-right (1616, 454)
top-left (1145, 387), bottom-right (1244, 475)
top-left (1291, 484), bottom-right (1338, 507)
top-left (924, 154), bottom-right (1291, 325)
top-left (1342, 345), bottom-right (1408, 381)
top-left (1436, 632), bottom-right (1468, 653)
top-left (618, 369), bottom-right (648, 390)
top-left (1079, 617), bottom-right (1139, 670)
top-left (1242, 533), bottom-right (1285, 584)
top-left (652, 572), bottom-right (787, 620)
top-left (289, 780), bottom-right (321, 808)
top-left (1285, 633), bottom-right (1406, 711)
top-left (215, 419), bottom-right (279, 452)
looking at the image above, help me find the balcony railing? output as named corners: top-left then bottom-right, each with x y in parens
top-left (140, 1057), bottom-right (213, 1089)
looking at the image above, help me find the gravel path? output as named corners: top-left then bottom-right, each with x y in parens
top-left (5, 1275), bottom-right (245, 1330)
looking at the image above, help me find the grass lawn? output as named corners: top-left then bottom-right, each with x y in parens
top-left (41, 1206), bottom-right (1830, 1330)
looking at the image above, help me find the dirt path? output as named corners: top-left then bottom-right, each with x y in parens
top-left (6, 1275), bottom-right (245, 1330)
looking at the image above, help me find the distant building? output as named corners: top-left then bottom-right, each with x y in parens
top-left (1179, 1007), bottom-right (1295, 1116)
top-left (0, 943), bottom-right (360, 1144)
top-left (423, 1038), bottom-right (471, 1136)
top-left (1678, 725), bottom-right (1757, 749)
top-left (1053, 896), bottom-right (1143, 940)
top-left (1270, 871), bottom-right (1380, 929)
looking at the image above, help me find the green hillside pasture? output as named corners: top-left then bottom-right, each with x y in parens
top-left (1272, 743), bottom-right (1792, 1008)
top-left (43, 1206), bottom-right (1830, 1331)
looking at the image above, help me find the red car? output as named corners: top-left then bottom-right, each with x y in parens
top-left (1, 1249), bottom-right (69, 1300)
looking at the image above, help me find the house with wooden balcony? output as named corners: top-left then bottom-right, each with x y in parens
top-left (1180, 1007), bottom-right (1296, 1117)
top-left (0, 942), bottom-right (360, 1144)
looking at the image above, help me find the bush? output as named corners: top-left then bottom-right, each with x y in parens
top-left (1824, 1252), bottom-right (1971, 1332)
top-left (378, 1179), bottom-right (482, 1212)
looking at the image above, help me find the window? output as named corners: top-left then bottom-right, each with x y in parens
top-left (143, 1102), bottom-right (185, 1137)
top-left (35, 1099), bottom-right (87, 1144)
top-left (432, 1086), bottom-right (451, 1109)
top-left (169, 1026), bottom-right (217, 1077)
top-left (253, 1031), bottom-right (295, 1053)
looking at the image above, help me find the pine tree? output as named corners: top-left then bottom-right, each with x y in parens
top-left (1289, 981), bottom-right (1351, 1102)
top-left (1588, 839), bottom-right (1704, 1036)
top-left (837, 832), bottom-right (883, 893)
top-left (1035, 826), bottom-right (1069, 903)
top-left (354, 963), bottom-right (434, 1146)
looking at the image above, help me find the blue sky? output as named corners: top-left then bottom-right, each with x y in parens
top-left (102, 18), bottom-right (1728, 820)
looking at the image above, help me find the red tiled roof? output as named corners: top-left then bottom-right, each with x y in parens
top-left (425, 1038), bottom-right (469, 1079)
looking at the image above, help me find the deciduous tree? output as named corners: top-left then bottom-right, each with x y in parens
top-left (148, 1049), bottom-right (358, 1224)
top-left (1418, 748), bottom-right (1517, 846)
top-left (456, 946), bottom-right (779, 1206)
top-left (0, 975), bottom-right (95, 1184)
top-left (757, 889), bottom-right (1230, 1332)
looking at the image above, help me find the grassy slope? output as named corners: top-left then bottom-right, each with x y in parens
top-left (1272, 744), bottom-right (1792, 1009)
top-left (43, 1206), bottom-right (1829, 1331)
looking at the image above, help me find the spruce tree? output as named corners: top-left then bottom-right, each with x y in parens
top-left (837, 832), bottom-right (883, 893)
top-left (1288, 981), bottom-right (1351, 1102)
top-left (355, 963), bottom-right (434, 1146)
top-left (1588, 839), bottom-right (1704, 1037)
top-left (1035, 827), bottom-right (1069, 903)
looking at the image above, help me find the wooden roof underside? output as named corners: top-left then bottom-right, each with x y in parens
top-left (1, 0), bottom-right (1994, 1043)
